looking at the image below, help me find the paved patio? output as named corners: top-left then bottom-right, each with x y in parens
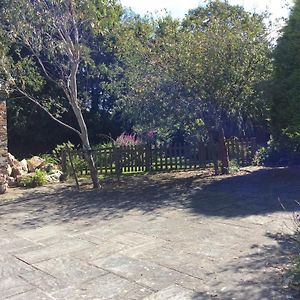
top-left (0, 168), bottom-right (298, 299)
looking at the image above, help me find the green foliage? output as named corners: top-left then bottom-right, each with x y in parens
top-left (40, 153), bottom-right (59, 165)
top-left (52, 141), bottom-right (75, 160)
top-left (1, 0), bottom-right (126, 158)
top-left (94, 142), bottom-right (114, 149)
top-left (33, 169), bottom-right (47, 186)
top-left (229, 160), bottom-right (240, 174)
top-left (118, 0), bottom-right (272, 142)
top-left (51, 141), bottom-right (86, 177)
top-left (252, 139), bottom-right (300, 166)
top-left (19, 169), bottom-right (47, 188)
top-left (252, 147), bottom-right (268, 166)
top-left (287, 254), bottom-right (300, 288)
top-left (51, 141), bottom-right (88, 177)
top-left (271, 0), bottom-right (300, 151)
top-left (66, 154), bottom-right (88, 177)
top-left (285, 208), bottom-right (300, 289)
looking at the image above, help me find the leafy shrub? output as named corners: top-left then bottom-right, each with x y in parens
top-left (67, 154), bottom-right (87, 176)
top-left (94, 142), bottom-right (114, 149)
top-left (40, 153), bottom-right (59, 165)
top-left (33, 169), bottom-right (47, 186)
top-left (284, 213), bottom-right (300, 289)
top-left (50, 141), bottom-right (85, 176)
top-left (52, 141), bottom-right (76, 160)
top-left (253, 139), bottom-right (300, 166)
top-left (287, 254), bottom-right (300, 289)
top-left (252, 146), bottom-right (268, 166)
top-left (19, 169), bottom-right (47, 188)
top-left (229, 159), bottom-right (240, 174)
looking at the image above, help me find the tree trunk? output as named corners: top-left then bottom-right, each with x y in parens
top-left (70, 99), bottom-right (100, 189)
top-left (218, 127), bottom-right (229, 175)
top-left (83, 149), bottom-right (100, 189)
top-left (68, 59), bottom-right (100, 189)
top-left (208, 130), bottom-right (219, 175)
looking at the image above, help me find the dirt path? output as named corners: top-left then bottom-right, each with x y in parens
top-left (0, 167), bottom-right (299, 299)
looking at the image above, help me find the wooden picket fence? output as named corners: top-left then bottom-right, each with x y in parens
top-left (62, 138), bottom-right (257, 176)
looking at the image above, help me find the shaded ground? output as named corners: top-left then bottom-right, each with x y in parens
top-left (0, 167), bottom-right (299, 299)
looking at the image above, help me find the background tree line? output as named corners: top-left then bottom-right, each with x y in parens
top-left (0, 0), bottom-right (299, 175)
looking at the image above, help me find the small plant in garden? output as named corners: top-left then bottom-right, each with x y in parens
top-left (52, 141), bottom-right (86, 177)
top-left (229, 159), bottom-right (240, 174)
top-left (94, 142), bottom-right (114, 149)
top-left (252, 146), bottom-right (268, 166)
top-left (281, 201), bottom-right (300, 290)
top-left (40, 153), bottom-right (60, 165)
top-left (19, 169), bottom-right (47, 188)
top-left (52, 141), bottom-right (76, 161)
top-left (114, 133), bottom-right (142, 147)
top-left (34, 169), bottom-right (47, 186)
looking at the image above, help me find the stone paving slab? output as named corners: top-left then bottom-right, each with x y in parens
top-left (33, 256), bottom-right (108, 285)
top-left (19, 270), bottom-right (69, 294)
top-left (109, 231), bottom-right (164, 247)
top-left (0, 235), bottom-right (36, 254)
top-left (91, 254), bottom-right (200, 291)
top-left (143, 285), bottom-right (199, 300)
top-left (0, 168), bottom-right (298, 299)
top-left (15, 238), bottom-right (93, 264)
top-left (0, 255), bottom-right (34, 277)
top-left (7, 289), bottom-right (52, 300)
top-left (52, 273), bottom-right (152, 300)
top-left (0, 276), bottom-right (34, 299)
top-left (72, 240), bottom-right (130, 262)
top-left (14, 225), bottom-right (68, 243)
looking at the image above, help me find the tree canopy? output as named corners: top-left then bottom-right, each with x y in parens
top-left (271, 0), bottom-right (300, 151)
top-left (118, 1), bottom-right (272, 144)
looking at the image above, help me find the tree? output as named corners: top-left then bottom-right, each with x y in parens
top-left (118, 15), bottom-right (188, 141)
top-left (271, 0), bottom-right (300, 151)
top-left (119, 1), bottom-right (272, 173)
top-left (0, 0), bottom-right (122, 188)
top-left (4, 1), bottom-right (126, 157)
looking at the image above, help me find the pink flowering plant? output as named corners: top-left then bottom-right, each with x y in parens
top-left (114, 133), bottom-right (142, 147)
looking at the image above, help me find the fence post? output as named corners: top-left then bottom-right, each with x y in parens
top-left (145, 143), bottom-right (151, 172)
top-left (209, 142), bottom-right (219, 175)
top-left (114, 147), bottom-right (122, 181)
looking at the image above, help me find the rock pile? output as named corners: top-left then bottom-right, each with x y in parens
top-left (6, 154), bottom-right (63, 187)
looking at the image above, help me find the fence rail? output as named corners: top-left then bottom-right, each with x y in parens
top-left (62, 138), bottom-right (257, 176)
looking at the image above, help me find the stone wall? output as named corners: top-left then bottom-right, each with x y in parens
top-left (0, 99), bottom-right (8, 175)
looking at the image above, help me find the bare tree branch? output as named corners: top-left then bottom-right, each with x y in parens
top-left (14, 86), bottom-right (82, 137)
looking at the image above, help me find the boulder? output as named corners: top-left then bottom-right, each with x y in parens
top-left (7, 164), bottom-right (12, 177)
top-left (7, 153), bottom-right (16, 167)
top-left (12, 161), bottom-right (28, 177)
top-left (46, 170), bottom-right (63, 183)
top-left (42, 163), bottom-right (59, 173)
top-left (7, 176), bottom-right (16, 187)
top-left (27, 156), bottom-right (45, 172)
top-left (19, 159), bottom-right (28, 173)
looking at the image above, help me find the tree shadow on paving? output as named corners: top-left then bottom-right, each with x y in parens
top-left (189, 233), bottom-right (298, 300)
top-left (0, 167), bottom-right (300, 230)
